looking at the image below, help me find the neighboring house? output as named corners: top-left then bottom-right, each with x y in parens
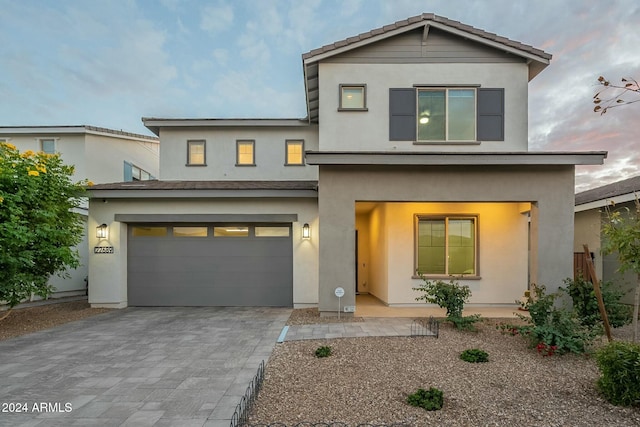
top-left (88, 14), bottom-right (606, 313)
top-left (0, 125), bottom-right (159, 299)
top-left (575, 175), bottom-right (640, 305)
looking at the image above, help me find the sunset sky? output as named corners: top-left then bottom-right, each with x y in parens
top-left (2, 0), bottom-right (639, 191)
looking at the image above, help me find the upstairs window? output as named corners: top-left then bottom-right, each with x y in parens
top-left (416, 215), bottom-right (477, 276)
top-left (40, 138), bottom-right (56, 154)
top-left (390, 88), bottom-right (504, 142)
top-left (339, 84), bottom-right (367, 110)
top-left (418, 89), bottom-right (476, 141)
top-left (236, 140), bottom-right (255, 166)
top-left (187, 140), bottom-right (206, 166)
top-left (285, 140), bottom-right (304, 165)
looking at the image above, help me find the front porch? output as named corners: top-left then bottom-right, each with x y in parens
top-left (355, 293), bottom-right (525, 318)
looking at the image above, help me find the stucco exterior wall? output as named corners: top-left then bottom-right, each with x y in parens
top-left (317, 165), bottom-right (576, 312)
top-left (6, 134), bottom-right (88, 181)
top-left (159, 126), bottom-right (319, 181)
top-left (317, 62), bottom-right (529, 152)
top-left (85, 134), bottom-right (159, 183)
top-left (88, 197), bottom-right (319, 308)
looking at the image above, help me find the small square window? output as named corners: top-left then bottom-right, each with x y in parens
top-left (285, 140), bottom-right (304, 165)
top-left (339, 84), bottom-right (367, 110)
top-left (236, 140), bottom-right (255, 166)
top-left (40, 139), bottom-right (56, 154)
top-left (187, 140), bottom-right (206, 166)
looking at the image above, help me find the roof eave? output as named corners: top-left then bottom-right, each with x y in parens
top-left (305, 151), bottom-right (607, 166)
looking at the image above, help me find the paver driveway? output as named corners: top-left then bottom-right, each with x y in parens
top-left (0, 306), bottom-right (291, 427)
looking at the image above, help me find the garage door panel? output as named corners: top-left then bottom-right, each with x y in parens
top-left (128, 224), bottom-right (293, 307)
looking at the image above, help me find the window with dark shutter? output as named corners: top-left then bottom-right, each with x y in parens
top-left (477, 88), bottom-right (504, 141)
top-left (389, 88), bottom-right (416, 141)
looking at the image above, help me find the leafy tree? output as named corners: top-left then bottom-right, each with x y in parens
top-left (0, 142), bottom-right (86, 318)
top-left (593, 76), bottom-right (640, 114)
top-left (602, 199), bottom-right (640, 341)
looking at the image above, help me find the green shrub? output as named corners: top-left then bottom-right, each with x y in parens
top-left (512, 285), bottom-right (597, 355)
top-left (595, 341), bottom-right (640, 406)
top-left (414, 277), bottom-right (470, 318)
top-left (413, 276), bottom-right (481, 330)
top-left (460, 348), bottom-right (489, 363)
top-left (448, 314), bottom-right (482, 331)
top-left (314, 345), bottom-right (332, 358)
top-left (562, 276), bottom-right (632, 328)
top-left (407, 387), bottom-right (444, 411)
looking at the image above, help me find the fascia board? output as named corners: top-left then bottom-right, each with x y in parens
top-left (305, 152), bottom-right (607, 166)
top-left (89, 189), bottom-right (319, 199)
top-left (575, 193), bottom-right (639, 212)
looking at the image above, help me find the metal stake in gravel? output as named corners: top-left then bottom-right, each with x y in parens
top-left (335, 287), bottom-right (345, 319)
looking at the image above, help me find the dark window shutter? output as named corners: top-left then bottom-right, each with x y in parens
top-left (124, 161), bottom-right (133, 182)
top-left (477, 88), bottom-right (504, 141)
top-left (389, 88), bottom-right (416, 141)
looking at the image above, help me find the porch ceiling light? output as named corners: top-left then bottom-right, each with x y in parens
top-left (302, 223), bottom-right (311, 239)
top-left (96, 223), bottom-right (108, 239)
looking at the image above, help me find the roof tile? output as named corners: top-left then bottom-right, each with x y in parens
top-left (575, 175), bottom-right (640, 205)
top-left (89, 180), bottom-right (318, 192)
top-left (302, 13), bottom-right (551, 61)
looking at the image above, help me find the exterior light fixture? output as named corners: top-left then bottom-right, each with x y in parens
top-left (96, 223), bottom-right (108, 239)
top-left (302, 223), bottom-right (311, 239)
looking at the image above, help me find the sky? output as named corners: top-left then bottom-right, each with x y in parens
top-left (1, 0), bottom-right (639, 192)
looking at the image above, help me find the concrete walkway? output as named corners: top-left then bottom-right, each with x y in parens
top-left (282, 317), bottom-right (437, 341)
top-left (0, 307), bottom-right (290, 427)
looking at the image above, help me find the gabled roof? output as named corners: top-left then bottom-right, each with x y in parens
top-left (575, 175), bottom-right (640, 209)
top-left (302, 13), bottom-right (552, 123)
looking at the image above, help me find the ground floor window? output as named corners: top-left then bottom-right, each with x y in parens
top-left (416, 215), bottom-right (477, 276)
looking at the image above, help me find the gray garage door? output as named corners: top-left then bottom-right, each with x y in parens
top-left (127, 224), bottom-right (293, 306)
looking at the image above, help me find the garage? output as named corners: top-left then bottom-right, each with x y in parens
top-left (127, 223), bottom-right (293, 306)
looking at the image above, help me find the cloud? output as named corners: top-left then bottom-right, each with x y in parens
top-left (200, 3), bottom-right (234, 33)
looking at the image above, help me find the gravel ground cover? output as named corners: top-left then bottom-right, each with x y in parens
top-left (250, 310), bottom-right (640, 426)
top-left (0, 299), bottom-right (112, 341)
top-left (3, 302), bottom-right (639, 426)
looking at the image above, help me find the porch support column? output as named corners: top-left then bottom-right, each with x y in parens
top-left (317, 168), bottom-right (355, 315)
top-left (531, 167), bottom-right (576, 294)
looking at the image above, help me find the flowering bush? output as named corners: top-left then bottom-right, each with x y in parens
top-left (505, 285), bottom-right (598, 355)
top-left (0, 142), bottom-right (86, 310)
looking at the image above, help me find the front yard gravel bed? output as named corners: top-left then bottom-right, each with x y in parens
top-left (249, 317), bottom-right (640, 426)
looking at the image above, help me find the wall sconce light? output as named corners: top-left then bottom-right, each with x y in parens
top-left (302, 223), bottom-right (310, 239)
top-left (96, 223), bottom-right (108, 239)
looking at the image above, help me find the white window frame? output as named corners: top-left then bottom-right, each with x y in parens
top-left (416, 88), bottom-right (477, 142)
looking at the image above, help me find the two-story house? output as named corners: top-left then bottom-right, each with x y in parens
top-left (0, 125), bottom-right (159, 298)
top-left (87, 14), bottom-right (606, 313)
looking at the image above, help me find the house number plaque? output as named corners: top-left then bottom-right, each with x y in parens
top-left (94, 246), bottom-right (114, 254)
